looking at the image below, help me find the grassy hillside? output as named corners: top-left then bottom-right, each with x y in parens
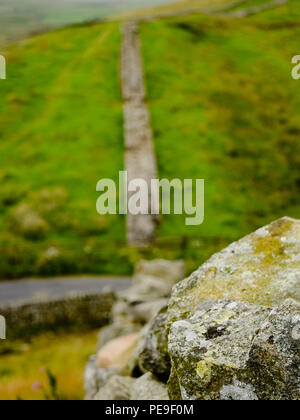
top-left (0, 1), bottom-right (299, 279)
top-left (0, 21), bottom-right (131, 278)
top-left (140, 0), bottom-right (300, 242)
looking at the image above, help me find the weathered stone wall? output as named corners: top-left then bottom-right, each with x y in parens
top-left (0, 293), bottom-right (115, 340)
top-left (121, 22), bottom-right (159, 247)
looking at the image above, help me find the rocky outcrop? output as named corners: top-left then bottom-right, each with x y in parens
top-left (84, 219), bottom-right (299, 400)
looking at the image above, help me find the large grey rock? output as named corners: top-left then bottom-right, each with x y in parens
top-left (94, 375), bottom-right (135, 401)
top-left (168, 300), bottom-right (270, 400)
top-left (122, 259), bottom-right (186, 302)
top-left (248, 299), bottom-right (300, 400)
top-left (138, 307), bottom-right (171, 381)
top-left (130, 373), bottom-right (169, 400)
top-left (168, 299), bottom-right (300, 400)
top-left (168, 218), bottom-right (300, 327)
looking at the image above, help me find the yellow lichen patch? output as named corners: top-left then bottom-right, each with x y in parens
top-left (253, 219), bottom-right (293, 265)
top-left (168, 219), bottom-right (300, 325)
top-left (196, 360), bottom-right (213, 385)
top-left (254, 236), bottom-right (284, 265)
top-left (215, 311), bottom-right (235, 325)
top-left (268, 218), bottom-right (293, 238)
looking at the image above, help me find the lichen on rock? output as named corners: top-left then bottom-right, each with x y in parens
top-left (248, 298), bottom-right (300, 400)
top-left (168, 217), bottom-right (300, 327)
top-left (167, 298), bottom-right (300, 400)
top-left (168, 300), bottom-right (271, 400)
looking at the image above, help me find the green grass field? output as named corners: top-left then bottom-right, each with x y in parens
top-left (140, 0), bottom-right (300, 239)
top-left (0, 330), bottom-right (98, 400)
top-left (0, 21), bottom-right (131, 278)
top-left (0, 0), bottom-right (299, 279)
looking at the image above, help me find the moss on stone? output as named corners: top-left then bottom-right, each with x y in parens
top-left (168, 218), bottom-right (300, 327)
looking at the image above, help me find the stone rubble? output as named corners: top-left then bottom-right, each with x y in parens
top-left (85, 218), bottom-right (300, 400)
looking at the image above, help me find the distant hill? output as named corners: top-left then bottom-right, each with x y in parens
top-left (0, 0), bottom-right (175, 44)
top-left (118, 0), bottom-right (252, 19)
top-left (0, 0), bottom-right (243, 45)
